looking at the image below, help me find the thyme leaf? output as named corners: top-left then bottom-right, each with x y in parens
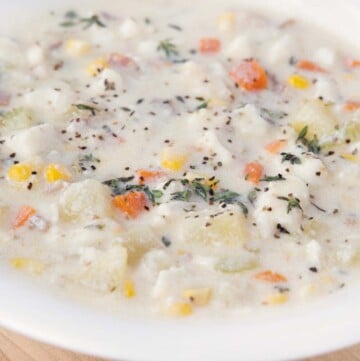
top-left (157, 39), bottom-right (178, 59)
top-left (80, 15), bottom-right (106, 29)
top-left (79, 153), bottom-right (100, 163)
top-left (74, 104), bottom-right (97, 116)
top-left (281, 152), bottom-right (302, 165)
top-left (296, 125), bottom-right (321, 154)
top-left (261, 174), bottom-right (286, 182)
top-left (277, 196), bottom-right (302, 213)
top-left (171, 189), bottom-right (192, 201)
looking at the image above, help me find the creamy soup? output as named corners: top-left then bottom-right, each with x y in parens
top-left (0, 0), bottom-right (360, 317)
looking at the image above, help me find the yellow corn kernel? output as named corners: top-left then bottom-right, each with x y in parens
top-left (161, 150), bottom-right (187, 172)
top-left (341, 153), bottom-right (360, 163)
top-left (183, 288), bottom-right (212, 306)
top-left (265, 293), bottom-right (288, 305)
top-left (208, 98), bottom-right (228, 108)
top-left (45, 164), bottom-right (71, 183)
top-left (166, 302), bottom-right (193, 317)
top-left (123, 279), bottom-right (136, 298)
top-left (86, 57), bottom-right (109, 76)
top-left (217, 12), bottom-right (236, 31)
top-left (288, 74), bottom-right (310, 89)
top-left (7, 164), bottom-right (32, 182)
top-left (11, 258), bottom-right (44, 274)
top-left (65, 38), bottom-right (90, 56)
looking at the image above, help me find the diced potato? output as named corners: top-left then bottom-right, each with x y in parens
top-left (214, 257), bottom-right (258, 273)
top-left (183, 288), bottom-right (212, 306)
top-left (59, 179), bottom-right (113, 222)
top-left (165, 302), bottom-right (193, 317)
top-left (11, 258), bottom-right (44, 274)
top-left (65, 38), bottom-right (90, 56)
top-left (121, 229), bottom-right (160, 266)
top-left (182, 209), bottom-right (247, 246)
top-left (75, 245), bottom-right (127, 291)
top-left (217, 12), bottom-right (236, 32)
top-left (0, 107), bottom-right (34, 135)
top-left (291, 99), bottom-right (339, 138)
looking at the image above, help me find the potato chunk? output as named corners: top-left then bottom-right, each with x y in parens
top-left (291, 99), bottom-right (338, 138)
top-left (59, 179), bottom-right (113, 222)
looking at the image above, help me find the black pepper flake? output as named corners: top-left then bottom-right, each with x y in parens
top-left (27, 182), bottom-right (33, 190)
top-left (161, 236), bottom-right (172, 247)
top-left (309, 267), bottom-right (318, 273)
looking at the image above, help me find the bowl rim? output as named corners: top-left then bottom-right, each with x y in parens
top-left (0, 0), bottom-right (360, 360)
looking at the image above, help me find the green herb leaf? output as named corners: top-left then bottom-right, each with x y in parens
top-left (277, 196), bottom-right (302, 213)
top-left (73, 104), bottom-right (98, 116)
top-left (260, 108), bottom-right (288, 124)
top-left (297, 125), bottom-right (308, 141)
top-left (191, 181), bottom-right (210, 201)
top-left (247, 188), bottom-right (260, 204)
top-left (212, 190), bottom-right (240, 203)
top-left (237, 201), bottom-right (249, 217)
top-left (65, 10), bottom-right (78, 19)
top-left (171, 189), bottom-right (192, 201)
top-left (80, 14), bottom-right (106, 29)
top-left (261, 174), bottom-right (286, 182)
top-left (157, 39), bottom-right (178, 59)
top-left (196, 100), bottom-right (209, 110)
top-left (281, 152), bottom-right (302, 165)
top-left (79, 153), bottom-right (100, 163)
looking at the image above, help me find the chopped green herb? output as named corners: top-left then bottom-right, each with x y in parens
top-left (260, 108), bottom-right (288, 124)
top-left (171, 189), bottom-right (192, 201)
top-left (65, 10), bottom-right (78, 19)
top-left (80, 14), bottom-right (106, 29)
top-left (157, 39), bottom-right (179, 59)
top-left (281, 152), bottom-right (302, 165)
top-left (296, 126), bottom-right (321, 154)
top-left (191, 181), bottom-right (210, 201)
top-left (213, 190), bottom-right (240, 203)
top-left (196, 100), bottom-right (209, 110)
top-left (277, 196), bottom-right (302, 214)
top-left (247, 188), bottom-right (260, 205)
top-left (261, 174), bottom-right (286, 182)
top-left (74, 104), bottom-right (98, 116)
top-left (79, 153), bottom-right (100, 163)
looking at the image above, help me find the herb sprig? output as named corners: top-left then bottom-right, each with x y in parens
top-left (73, 104), bottom-right (98, 116)
top-left (60, 11), bottom-right (106, 29)
top-left (281, 152), bottom-right (301, 165)
top-left (157, 39), bottom-right (179, 59)
top-left (277, 196), bottom-right (302, 214)
top-left (297, 126), bottom-right (321, 154)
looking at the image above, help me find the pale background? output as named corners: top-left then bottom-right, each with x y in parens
top-left (0, 328), bottom-right (359, 361)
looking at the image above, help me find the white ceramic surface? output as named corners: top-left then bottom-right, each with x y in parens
top-left (0, 1), bottom-right (360, 360)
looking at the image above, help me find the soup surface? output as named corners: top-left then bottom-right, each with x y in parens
top-left (1, 0), bottom-right (360, 317)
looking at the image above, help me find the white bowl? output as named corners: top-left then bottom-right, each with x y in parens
top-left (0, 1), bottom-right (360, 360)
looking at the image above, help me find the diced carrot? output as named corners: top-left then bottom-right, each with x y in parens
top-left (344, 102), bottom-right (360, 112)
top-left (13, 206), bottom-right (36, 229)
top-left (230, 59), bottom-right (268, 91)
top-left (113, 191), bottom-right (147, 219)
top-left (108, 53), bottom-right (138, 70)
top-left (199, 38), bottom-right (221, 53)
top-left (137, 170), bottom-right (164, 185)
top-left (345, 59), bottom-right (360, 68)
top-left (296, 60), bottom-right (327, 73)
top-left (244, 162), bottom-right (264, 185)
top-left (265, 140), bottom-right (287, 154)
top-left (254, 270), bottom-right (288, 283)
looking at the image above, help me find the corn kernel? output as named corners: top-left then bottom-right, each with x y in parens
top-left (208, 98), bottom-right (228, 107)
top-left (288, 74), bottom-right (310, 89)
top-left (65, 38), bottom-right (90, 57)
top-left (166, 302), bottom-right (193, 317)
top-left (341, 153), bottom-right (360, 163)
top-left (11, 258), bottom-right (44, 274)
top-left (86, 57), bottom-right (109, 76)
top-left (217, 12), bottom-right (236, 32)
top-left (123, 279), bottom-right (136, 298)
top-left (7, 164), bottom-right (32, 182)
top-left (161, 150), bottom-right (187, 171)
top-left (45, 164), bottom-right (71, 183)
top-left (265, 293), bottom-right (288, 305)
top-left (183, 288), bottom-right (212, 306)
